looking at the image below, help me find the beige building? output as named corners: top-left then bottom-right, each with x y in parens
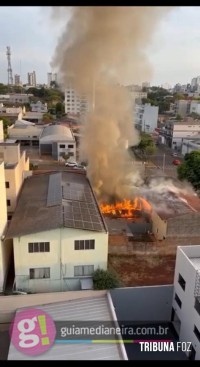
top-left (0, 143), bottom-right (30, 217)
top-left (6, 172), bottom-right (108, 293)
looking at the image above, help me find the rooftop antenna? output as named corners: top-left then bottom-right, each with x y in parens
top-left (6, 46), bottom-right (13, 85)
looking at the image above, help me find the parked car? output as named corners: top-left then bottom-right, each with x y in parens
top-left (74, 164), bottom-right (86, 170)
top-left (172, 152), bottom-right (178, 157)
top-left (65, 162), bottom-right (78, 167)
top-left (173, 159), bottom-right (181, 165)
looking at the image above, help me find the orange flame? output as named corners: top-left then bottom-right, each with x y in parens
top-left (100, 197), bottom-right (152, 218)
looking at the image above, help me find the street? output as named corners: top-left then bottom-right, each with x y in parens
top-left (145, 145), bottom-right (184, 179)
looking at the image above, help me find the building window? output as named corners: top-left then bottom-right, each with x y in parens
top-left (60, 144), bottom-right (65, 148)
top-left (28, 242), bottom-right (50, 253)
top-left (7, 199), bottom-right (11, 206)
top-left (29, 268), bottom-right (50, 279)
top-left (68, 144), bottom-right (74, 148)
top-left (175, 293), bottom-right (182, 308)
top-left (7, 215), bottom-right (12, 221)
top-left (74, 265), bottom-right (94, 276)
top-left (178, 273), bottom-right (186, 291)
top-left (74, 240), bottom-right (95, 250)
top-left (194, 325), bottom-right (200, 342)
top-left (194, 298), bottom-right (200, 316)
top-left (5, 181), bottom-right (9, 189)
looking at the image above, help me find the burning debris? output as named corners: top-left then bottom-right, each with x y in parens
top-left (100, 197), bottom-right (152, 219)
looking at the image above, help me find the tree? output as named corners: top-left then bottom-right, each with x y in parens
top-left (42, 113), bottom-right (54, 124)
top-left (1, 117), bottom-right (12, 138)
top-left (55, 102), bottom-right (65, 117)
top-left (93, 269), bottom-right (119, 290)
top-left (175, 114), bottom-right (183, 120)
top-left (177, 151), bottom-right (200, 191)
top-left (137, 132), bottom-right (156, 157)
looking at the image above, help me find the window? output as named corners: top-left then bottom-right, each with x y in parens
top-left (5, 182), bottom-right (9, 189)
top-left (194, 325), bottom-right (200, 342)
top-left (74, 240), bottom-right (95, 250)
top-left (30, 268), bottom-right (50, 279)
top-left (60, 144), bottom-right (65, 148)
top-left (28, 242), bottom-right (50, 253)
top-left (74, 265), bottom-right (94, 277)
top-left (194, 298), bottom-right (200, 316)
top-left (68, 144), bottom-right (74, 148)
top-left (175, 293), bottom-right (182, 308)
top-left (7, 215), bottom-right (12, 221)
top-left (7, 199), bottom-right (11, 206)
top-left (178, 273), bottom-right (186, 291)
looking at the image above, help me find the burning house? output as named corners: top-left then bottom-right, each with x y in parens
top-left (99, 191), bottom-right (200, 244)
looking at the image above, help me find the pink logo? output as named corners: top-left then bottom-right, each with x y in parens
top-left (10, 308), bottom-right (56, 356)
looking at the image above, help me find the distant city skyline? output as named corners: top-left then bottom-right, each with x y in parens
top-left (0, 6), bottom-right (200, 87)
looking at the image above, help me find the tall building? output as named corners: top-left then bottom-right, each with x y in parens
top-left (64, 77), bottom-right (89, 116)
top-left (135, 103), bottom-right (159, 133)
top-left (27, 71), bottom-right (36, 87)
top-left (14, 74), bottom-right (20, 86)
top-left (47, 72), bottom-right (58, 87)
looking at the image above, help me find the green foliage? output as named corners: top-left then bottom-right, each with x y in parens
top-left (173, 93), bottom-right (185, 100)
top-left (27, 87), bottom-right (64, 105)
top-left (177, 151), bottom-right (200, 191)
top-left (137, 132), bottom-right (156, 156)
top-left (42, 113), bottom-right (54, 123)
top-left (145, 87), bottom-right (172, 113)
top-left (1, 117), bottom-right (12, 138)
top-left (55, 102), bottom-right (65, 117)
top-left (175, 114), bottom-right (183, 120)
top-left (93, 269), bottom-right (119, 290)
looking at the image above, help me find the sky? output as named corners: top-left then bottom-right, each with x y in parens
top-left (0, 6), bottom-right (200, 87)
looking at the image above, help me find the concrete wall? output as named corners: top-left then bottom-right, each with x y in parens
top-left (151, 210), bottom-right (167, 240)
top-left (111, 285), bottom-right (173, 321)
top-left (13, 227), bottom-right (108, 293)
top-left (5, 150), bottom-right (29, 213)
top-left (172, 247), bottom-right (200, 360)
top-left (0, 144), bottom-right (20, 164)
top-left (167, 213), bottom-right (200, 237)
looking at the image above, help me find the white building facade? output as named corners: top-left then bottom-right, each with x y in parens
top-left (135, 103), bottom-right (158, 133)
top-left (160, 118), bottom-right (200, 149)
top-left (172, 245), bottom-right (200, 360)
top-left (181, 137), bottom-right (200, 156)
top-left (190, 101), bottom-right (200, 115)
top-left (30, 101), bottom-right (48, 113)
top-left (12, 228), bottom-right (108, 293)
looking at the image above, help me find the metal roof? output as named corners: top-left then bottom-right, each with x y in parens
top-left (6, 171), bottom-right (107, 238)
top-left (40, 125), bottom-right (74, 142)
top-left (8, 295), bottom-right (124, 360)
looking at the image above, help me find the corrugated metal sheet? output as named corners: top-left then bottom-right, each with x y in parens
top-left (8, 295), bottom-right (123, 360)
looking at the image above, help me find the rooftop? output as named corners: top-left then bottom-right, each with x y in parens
top-left (150, 191), bottom-right (200, 220)
top-left (6, 171), bottom-right (107, 238)
top-left (40, 125), bottom-right (74, 142)
top-left (8, 294), bottom-right (124, 360)
top-left (178, 245), bottom-right (200, 270)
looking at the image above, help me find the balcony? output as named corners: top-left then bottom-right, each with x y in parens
top-left (194, 269), bottom-right (200, 297)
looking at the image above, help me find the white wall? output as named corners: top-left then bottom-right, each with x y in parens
top-left (142, 104), bottom-right (158, 133)
top-left (0, 121), bottom-right (4, 142)
top-left (13, 227), bottom-right (108, 292)
top-left (172, 246), bottom-right (200, 360)
top-left (190, 101), bottom-right (200, 115)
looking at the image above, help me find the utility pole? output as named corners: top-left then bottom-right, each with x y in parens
top-left (162, 153), bottom-right (166, 172)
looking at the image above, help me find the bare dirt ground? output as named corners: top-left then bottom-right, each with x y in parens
top-left (108, 254), bottom-right (176, 287)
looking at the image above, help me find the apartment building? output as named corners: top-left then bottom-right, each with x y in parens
top-left (47, 72), bottom-right (58, 87)
top-left (126, 84), bottom-right (147, 102)
top-left (0, 142), bottom-right (30, 217)
top-left (172, 245), bottom-right (200, 360)
top-left (6, 171), bottom-right (108, 293)
top-left (135, 103), bottom-right (158, 133)
top-left (65, 88), bottom-right (89, 116)
top-left (174, 100), bottom-right (191, 118)
top-left (190, 100), bottom-right (200, 115)
top-left (30, 101), bottom-right (48, 113)
top-left (27, 71), bottom-right (36, 87)
top-left (160, 117), bottom-right (200, 149)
